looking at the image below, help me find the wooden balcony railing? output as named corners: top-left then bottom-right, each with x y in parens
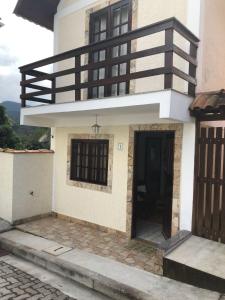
top-left (19, 17), bottom-right (199, 107)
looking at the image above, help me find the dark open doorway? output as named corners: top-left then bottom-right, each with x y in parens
top-left (132, 131), bottom-right (175, 245)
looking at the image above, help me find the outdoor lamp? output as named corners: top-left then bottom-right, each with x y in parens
top-left (91, 115), bottom-right (101, 135)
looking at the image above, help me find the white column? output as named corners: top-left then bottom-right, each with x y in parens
top-left (51, 128), bottom-right (56, 212)
top-left (179, 122), bottom-right (196, 231)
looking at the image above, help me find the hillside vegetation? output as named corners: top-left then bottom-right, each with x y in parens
top-left (0, 101), bottom-right (50, 150)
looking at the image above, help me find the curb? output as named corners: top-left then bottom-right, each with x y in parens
top-left (0, 225), bottom-right (13, 234)
top-left (0, 237), bottom-right (152, 300)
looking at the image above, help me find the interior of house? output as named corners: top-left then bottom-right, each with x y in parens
top-left (133, 131), bottom-right (175, 245)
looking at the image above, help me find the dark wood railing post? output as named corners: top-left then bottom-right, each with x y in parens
top-left (164, 28), bottom-right (174, 89)
top-left (75, 55), bottom-right (81, 101)
top-left (51, 78), bottom-right (56, 104)
top-left (21, 73), bottom-right (26, 107)
top-left (188, 43), bottom-right (198, 97)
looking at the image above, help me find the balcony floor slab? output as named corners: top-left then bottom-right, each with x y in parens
top-left (21, 89), bottom-right (193, 127)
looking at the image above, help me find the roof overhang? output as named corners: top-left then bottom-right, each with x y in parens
top-left (190, 89), bottom-right (225, 121)
top-left (20, 90), bottom-right (194, 128)
top-left (14, 0), bottom-right (60, 31)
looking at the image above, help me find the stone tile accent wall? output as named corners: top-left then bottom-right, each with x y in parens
top-left (67, 133), bottom-right (114, 193)
top-left (126, 124), bottom-right (183, 238)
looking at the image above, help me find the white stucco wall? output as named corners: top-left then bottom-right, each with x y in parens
top-left (52, 126), bottom-right (129, 232)
top-left (55, 0), bottom-right (189, 53)
top-left (197, 0), bottom-right (225, 92)
top-left (0, 152), bottom-right (53, 224)
top-left (48, 0), bottom-right (201, 233)
top-left (55, 0), bottom-right (225, 94)
top-left (0, 154), bottom-right (14, 222)
top-left (53, 119), bottom-right (194, 233)
top-left (12, 154), bottom-right (53, 222)
top-left (53, 0), bottom-right (197, 102)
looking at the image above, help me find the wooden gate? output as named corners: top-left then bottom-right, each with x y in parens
top-left (193, 122), bottom-right (225, 243)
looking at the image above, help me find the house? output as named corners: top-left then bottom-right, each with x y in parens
top-left (12, 0), bottom-right (225, 249)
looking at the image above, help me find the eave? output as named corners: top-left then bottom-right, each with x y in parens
top-left (14, 0), bottom-right (60, 31)
top-left (190, 89), bottom-right (225, 120)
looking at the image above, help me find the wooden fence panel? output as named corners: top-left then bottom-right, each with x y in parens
top-left (197, 127), bottom-right (206, 237)
top-left (221, 131), bottom-right (225, 243)
top-left (193, 125), bottom-right (225, 244)
top-left (212, 127), bottom-right (222, 241)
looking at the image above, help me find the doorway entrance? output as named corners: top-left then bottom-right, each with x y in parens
top-left (132, 131), bottom-right (175, 244)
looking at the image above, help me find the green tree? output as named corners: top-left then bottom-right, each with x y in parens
top-left (0, 105), bottom-right (22, 149)
top-left (24, 127), bottom-right (50, 150)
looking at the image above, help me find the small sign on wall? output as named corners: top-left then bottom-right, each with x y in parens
top-left (117, 143), bottom-right (124, 151)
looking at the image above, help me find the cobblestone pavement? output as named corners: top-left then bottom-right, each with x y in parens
top-left (0, 261), bottom-right (75, 300)
top-left (17, 217), bottom-right (163, 275)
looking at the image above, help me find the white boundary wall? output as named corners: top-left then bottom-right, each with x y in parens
top-left (0, 151), bottom-right (53, 223)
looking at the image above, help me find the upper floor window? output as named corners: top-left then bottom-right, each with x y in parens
top-left (70, 139), bottom-right (109, 186)
top-left (88, 0), bottom-right (132, 99)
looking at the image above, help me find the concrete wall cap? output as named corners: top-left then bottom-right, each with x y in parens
top-left (0, 149), bottom-right (54, 154)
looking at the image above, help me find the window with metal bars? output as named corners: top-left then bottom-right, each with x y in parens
top-left (70, 139), bottom-right (109, 186)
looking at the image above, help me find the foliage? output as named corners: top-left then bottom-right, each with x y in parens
top-left (0, 104), bottom-right (50, 150)
top-left (14, 125), bottom-right (51, 150)
top-left (0, 105), bottom-right (23, 149)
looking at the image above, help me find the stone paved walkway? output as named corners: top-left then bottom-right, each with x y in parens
top-left (0, 261), bottom-right (75, 300)
top-left (17, 217), bottom-right (163, 275)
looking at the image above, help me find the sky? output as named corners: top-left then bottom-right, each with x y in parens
top-left (0, 0), bottom-right (53, 103)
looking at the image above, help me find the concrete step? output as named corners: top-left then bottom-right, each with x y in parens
top-left (0, 230), bottom-right (223, 300)
top-left (0, 218), bottom-right (12, 233)
top-left (159, 230), bottom-right (192, 255)
top-left (164, 235), bottom-right (225, 294)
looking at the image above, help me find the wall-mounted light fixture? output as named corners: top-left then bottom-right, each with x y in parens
top-left (91, 115), bottom-right (101, 135)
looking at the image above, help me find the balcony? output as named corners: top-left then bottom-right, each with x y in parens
top-left (19, 17), bottom-right (199, 127)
